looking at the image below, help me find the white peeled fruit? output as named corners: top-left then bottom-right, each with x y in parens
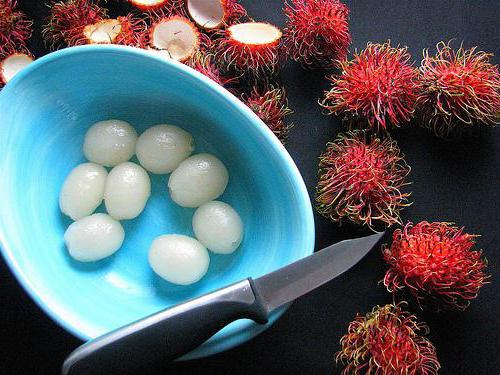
top-left (136, 125), bottom-right (194, 174)
top-left (192, 201), bottom-right (243, 254)
top-left (168, 153), bottom-right (229, 207)
top-left (59, 162), bottom-right (108, 220)
top-left (104, 162), bottom-right (151, 220)
top-left (148, 234), bottom-right (210, 285)
top-left (64, 213), bottom-right (125, 262)
top-left (83, 119), bottom-right (138, 167)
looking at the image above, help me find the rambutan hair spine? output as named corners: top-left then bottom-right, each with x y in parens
top-left (336, 302), bottom-right (440, 375)
top-left (0, 0), bottom-right (34, 57)
top-left (315, 129), bottom-right (412, 230)
top-left (186, 0), bottom-right (247, 30)
top-left (320, 41), bottom-right (420, 132)
top-left (283, 0), bottom-right (351, 69)
top-left (382, 221), bottom-right (490, 311)
top-left (184, 50), bottom-right (239, 89)
top-left (416, 41), bottom-right (500, 138)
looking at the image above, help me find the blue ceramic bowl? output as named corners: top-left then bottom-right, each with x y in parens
top-left (0, 46), bottom-right (314, 359)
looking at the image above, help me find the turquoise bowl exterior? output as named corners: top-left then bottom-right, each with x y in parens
top-left (0, 46), bottom-right (315, 359)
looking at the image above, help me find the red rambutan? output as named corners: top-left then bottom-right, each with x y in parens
top-left (382, 221), bottom-right (489, 310)
top-left (283, 0), bottom-right (351, 69)
top-left (417, 41), bottom-right (500, 138)
top-left (321, 42), bottom-right (420, 131)
top-left (337, 303), bottom-right (440, 375)
top-left (186, 0), bottom-right (247, 30)
top-left (214, 22), bottom-right (283, 76)
top-left (0, 51), bottom-right (33, 86)
top-left (242, 85), bottom-right (293, 143)
top-left (0, 0), bottom-right (33, 57)
top-left (185, 51), bottom-right (238, 88)
top-left (316, 130), bottom-right (411, 229)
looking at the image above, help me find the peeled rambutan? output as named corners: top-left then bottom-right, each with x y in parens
top-left (382, 221), bottom-right (489, 310)
top-left (316, 130), bottom-right (411, 229)
top-left (0, 0), bottom-right (33, 57)
top-left (337, 303), bottom-right (440, 375)
top-left (321, 42), bottom-right (420, 131)
top-left (242, 85), bottom-right (293, 143)
top-left (186, 0), bottom-right (247, 30)
top-left (417, 41), bottom-right (500, 138)
top-left (185, 51), bottom-right (238, 88)
top-left (43, 0), bottom-right (108, 48)
top-left (0, 51), bottom-right (33, 86)
top-left (214, 22), bottom-right (283, 76)
top-left (283, 0), bottom-right (351, 69)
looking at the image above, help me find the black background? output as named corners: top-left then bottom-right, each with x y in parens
top-left (1, 1), bottom-right (499, 374)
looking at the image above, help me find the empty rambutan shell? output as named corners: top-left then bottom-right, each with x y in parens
top-left (0, 0), bottom-right (33, 57)
top-left (148, 16), bottom-right (201, 62)
top-left (215, 22), bottom-right (283, 75)
top-left (0, 52), bottom-right (33, 86)
top-left (382, 221), bottom-right (489, 310)
top-left (187, 0), bottom-right (247, 30)
top-left (337, 303), bottom-right (440, 375)
top-left (316, 130), bottom-right (411, 230)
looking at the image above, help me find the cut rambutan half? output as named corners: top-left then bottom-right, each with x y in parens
top-left (0, 0), bottom-right (33, 56)
top-left (283, 0), bottom-right (351, 69)
top-left (321, 42), bottom-right (420, 131)
top-left (148, 16), bottom-right (201, 62)
top-left (186, 0), bottom-right (247, 30)
top-left (337, 303), bottom-right (440, 375)
top-left (0, 52), bottom-right (33, 86)
top-left (417, 42), bottom-right (500, 138)
top-left (215, 22), bottom-right (283, 76)
top-left (316, 130), bottom-right (411, 230)
top-left (242, 85), bottom-right (293, 143)
top-left (83, 15), bottom-right (145, 46)
top-left (382, 221), bottom-right (489, 310)
top-left (128, 0), bottom-right (173, 10)
top-left (185, 51), bottom-right (238, 88)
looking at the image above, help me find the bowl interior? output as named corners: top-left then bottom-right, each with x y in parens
top-left (0, 46), bottom-right (314, 359)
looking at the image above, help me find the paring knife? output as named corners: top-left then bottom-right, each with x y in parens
top-left (62, 232), bottom-right (384, 375)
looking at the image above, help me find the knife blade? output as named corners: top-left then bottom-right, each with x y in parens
top-left (62, 232), bottom-right (384, 375)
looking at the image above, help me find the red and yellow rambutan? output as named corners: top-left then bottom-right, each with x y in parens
top-left (382, 221), bottom-right (489, 310)
top-left (186, 0), bottom-right (247, 30)
top-left (337, 303), bottom-right (440, 375)
top-left (321, 42), bottom-right (420, 131)
top-left (283, 0), bottom-right (351, 69)
top-left (417, 42), bottom-right (500, 138)
top-left (185, 51), bottom-right (238, 88)
top-left (242, 84), bottom-right (293, 143)
top-left (215, 22), bottom-right (283, 76)
top-left (0, 51), bottom-right (33, 87)
top-left (316, 130), bottom-right (411, 229)
top-left (0, 0), bottom-right (33, 57)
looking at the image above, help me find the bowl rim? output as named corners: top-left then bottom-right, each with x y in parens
top-left (0, 45), bottom-right (315, 358)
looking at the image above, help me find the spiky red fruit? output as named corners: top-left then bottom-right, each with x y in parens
top-left (337, 303), bottom-right (440, 375)
top-left (321, 42), bottom-right (419, 131)
top-left (383, 221), bottom-right (489, 310)
top-left (316, 130), bottom-right (411, 229)
top-left (43, 0), bottom-right (107, 48)
top-left (242, 85), bottom-right (293, 143)
top-left (215, 22), bottom-right (283, 76)
top-left (283, 0), bottom-right (350, 69)
top-left (187, 0), bottom-right (247, 30)
top-left (417, 42), bottom-right (500, 138)
top-left (185, 51), bottom-right (237, 88)
top-left (0, 0), bottom-right (33, 57)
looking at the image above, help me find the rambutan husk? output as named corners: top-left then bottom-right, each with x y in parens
top-left (316, 130), bottom-right (411, 230)
top-left (382, 221), bottom-right (490, 311)
top-left (185, 50), bottom-right (238, 88)
top-left (214, 22), bottom-right (283, 76)
top-left (242, 84), bottom-right (293, 143)
top-left (283, 0), bottom-right (351, 69)
top-left (417, 41), bottom-right (500, 138)
top-left (337, 303), bottom-right (440, 375)
top-left (186, 0), bottom-right (247, 30)
top-left (0, 52), bottom-right (34, 86)
top-left (321, 42), bottom-right (420, 132)
top-left (0, 0), bottom-right (33, 57)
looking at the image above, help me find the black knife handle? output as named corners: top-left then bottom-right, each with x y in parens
top-left (62, 278), bottom-right (268, 375)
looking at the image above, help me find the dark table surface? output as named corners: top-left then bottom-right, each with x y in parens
top-left (2, 1), bottom-right (499, 374)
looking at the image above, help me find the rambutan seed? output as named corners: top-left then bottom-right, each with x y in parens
top-left (316, 130), bottom-right (411, 229)
top-left (382, 221), bottom-right (490, 310)
top-left (187, 0), bottom-right (247, 30)
top-left (417, 41), bottom-right (500, 138)
top-left (0, 52), bottom-right (34, 86)
top-left (321, 41), bottom-right (420, 131)
top-left (337, 303), bottom-right (440, 375)
top-left (0, 0), bottom-right (33, 57)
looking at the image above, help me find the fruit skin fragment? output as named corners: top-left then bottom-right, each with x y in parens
top-left (0, 0), bottom-right (33, 57)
